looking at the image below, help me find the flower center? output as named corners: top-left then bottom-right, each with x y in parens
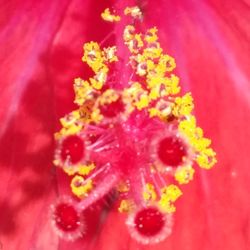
top-left (157, 136), bottom-right (186, 167)
top-left (134, 207), bottom-right (165, 236)
top-left (100, 97), bottom-right (125, 118)
top-left (60, 135), bottom-right (85, 164)
top-left (54, 202), bottom-right (80, 232)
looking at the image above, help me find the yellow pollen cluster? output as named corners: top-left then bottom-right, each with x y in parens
top-left (60, 41), bottom-right (119, 126)
top-left (159, 185), bottom-right (183, 213)
top-left (124, 6), bottom-right (143, 19)
top-left (174, 165), bottom-right (195, 184)
top-left (123, 82), bottom-right (150, 110)
top-left (55, 110), bottom-right (83, 139)
top-left (149, 100), bottom-right (172, 121)
top-left (60, 163), bottom-right (96, 177)
top-left (143, 183), bottom-right (157, 202)
top-left (120, 23), bottom-right (188, 120)
top-left (61, 163), bottom-right (96, 197)
top-left (172, 93), bottom-right (194, 117)
top-left (123, 25), bottom-right (136, 42)
top-left (99, 89), bottom-right (119, 105)
top-left (141, 182), bottom-right (184, 213)
top-left (145, 27), bottom-right (158, 43)
top-left (101, 8), bottom-right (121, 22)
top-left (103, 46), bottom-right (118, 63)
top-left (78, 163), bottom-right (96, 175)
top-left (71, 175), bottom-right (93, 198)
top-left (178, 115), bottom-right (217, 169)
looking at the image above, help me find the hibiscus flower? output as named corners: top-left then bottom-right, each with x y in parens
top-left (0, 1), bottom-right (249, 250)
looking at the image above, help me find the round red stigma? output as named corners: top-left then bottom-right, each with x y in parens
top-left (127, 206), bottom-right (173, 244)
top-left (51, 197), bottom-right (85, 240)
top-left (99, 97), bottom-right (125, 118)
top-left (54, 202), bottom-right (80, 232)
top-left (134, 207), bottom-right (165, 237)
top-left (157, 136), bottom-right (186, 167)
top-left (60, 135), bottom-right (85, 164)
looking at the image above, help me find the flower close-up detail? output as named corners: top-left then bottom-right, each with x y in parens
top-left (0, 0), bottom-right (249, 250)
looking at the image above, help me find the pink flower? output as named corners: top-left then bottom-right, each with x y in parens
top-left (0, 1), bottom-right (249, 250)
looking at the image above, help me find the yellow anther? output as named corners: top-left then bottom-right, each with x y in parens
top-left (74, 78), bottom-right (95, 106)
top-left (172, 93), bottom-right (194, 117)
top-left (82, 42), bottom-right (105, 73)
top-left (82, 42), bottom-right (101, 60)
top-left (166, 74), bottom-right (181, 95)
top-left (193, 137), bottom-right (212, 152)
top-left (124, 6), bottom-right (142, 19)
top-left (99, 89), bottom-right (119, 105)
top-left (123, 82), bottom-right (150, 110)
top-left (118, 199), bottom-right (134, 213)
top-left (143, 42), bottom-right (162, 59)
top-left (178, 115), bottom-right (197, 137)
top-left (131, 54), bottom-right (152, 76)
top-left (147, 75), bottom-right (176, 99)
top-left (178, 115), bottom-right (217, 169)
top-left (123, 25), bottom-right (136, 42)
top-left (159, 185), bottom-right (182, 213)
top-left (146, 59), bottom-right (156, 71)
top-left (95, 66), bottom-right (109, 84)
top-left (158, 54), bottom-right (176, 72)
top-left (143, 183), bottom-right (157, 202)
top-left (126, 34), bottom-right (144, 54)
top-left (71, 175), bottom-right (93, 198)
top-left (145, 27), bottom-right (159, 43)
top-left (79, 102), bottom-right (94, 123)
top-left (103, 46), bottom-right (118, 62)
top-left (61, 166), bottom-right (78, 176)
top-left (147, 74), bottom-right (179, 97)
top-left (101, 8), bottom-right (121, 22)
top-left (136, 62), bottom-right (147, 76)
top-left (149, 100), bottom-right (173, 121)
top-left (196, 148), bottom-right (217, 169)
top-left (162, 184), bottom-right (182, 201)
top-left (90, 77), bottom-right (104, 90)
top-left (135, 94), bottom-right (150, 110)
top-left (175, 166), bottom-right (195, 184)
top-left (59, 110), bottom-right (83, 136)
top-left (61, 163), bottom-right (94, 176)
top-left (90, 108), bottom-right (103, 123)
top-left (149, 107), bottom-right (161, 118)
top-left (78, 163), bottom-right (95, 176)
